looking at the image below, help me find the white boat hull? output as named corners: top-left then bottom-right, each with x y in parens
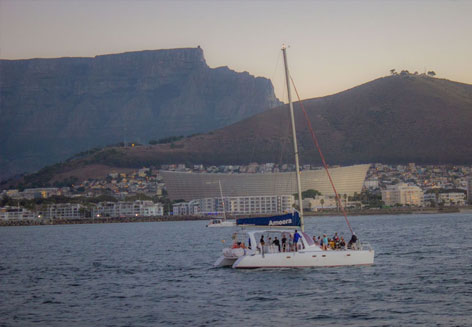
top-left (207, 221), bottom-right (235, 227)
top-left (215, 249), bottom-right (374, 269)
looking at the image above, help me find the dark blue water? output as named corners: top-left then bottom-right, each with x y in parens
top-left (1, 213), bottom-right (471, 327)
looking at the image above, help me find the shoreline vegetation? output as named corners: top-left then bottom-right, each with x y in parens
top-left (1, 207), bottom-right (469, 227)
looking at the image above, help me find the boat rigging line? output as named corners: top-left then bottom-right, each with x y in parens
top-left (289, 76), bottom-right (355, 236)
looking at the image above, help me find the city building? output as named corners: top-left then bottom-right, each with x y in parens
top-left (381, 183), bottom-right (424, 206)
top-left (93, 201), bottom-right (164, 217)
top-left (364, 179), bottom-right (379, 189)
top-left (423, 193), bottom-right (438, 206)
top-left (0, 206), bottom-right (36, 220)
top-left (438, 192), bottom-right (466, 206)
top-left (43, 203), bottom-right (83, 219)
top-left (161, 164), bottom-right (370, 201)
top-left (303, 195), bottom-right (362, 211)
top-left (4, 187), bottom-right (71, 200)
top-left (173, 195), bottom-right (294, 216)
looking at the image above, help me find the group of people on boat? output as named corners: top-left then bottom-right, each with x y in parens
top-left (257, 230), bottom-right (305, 253)
top-left (231, 230), bottom-right (360, 254)
top-left (312, 232), bottom-right (358, 250)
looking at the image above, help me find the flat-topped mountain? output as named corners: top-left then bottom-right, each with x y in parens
top-left (4, 74), bottom-right (472, 188)
top-left (0, 47), bottom-right (281, 180)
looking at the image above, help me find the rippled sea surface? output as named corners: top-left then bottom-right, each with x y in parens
top-left (1, 213), bottom-right (472, 327)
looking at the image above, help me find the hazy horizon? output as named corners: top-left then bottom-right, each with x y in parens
top-left (1, 0), bottom-right (471, 101)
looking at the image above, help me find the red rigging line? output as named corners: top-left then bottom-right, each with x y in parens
top-left (289, 76), bottom-right (354, 236)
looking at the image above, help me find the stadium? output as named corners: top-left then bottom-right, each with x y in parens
top-left (161, 164), bottom-right (370, 201)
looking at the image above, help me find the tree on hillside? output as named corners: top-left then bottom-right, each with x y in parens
top-left (427, 71), bottom-right (436, 77)
top-left (390, 69), bottom-right (397, 75)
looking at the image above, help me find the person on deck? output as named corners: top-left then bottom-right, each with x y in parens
top-left (348, 233), bottom-right (358, 250)
top-left (273, 237), bottom-right (281, 252)
top-left (333, 232), bottom-right (340, 242)
top-left (293, 230), bottom-right (301, 252)
top-left (281, 234), bottom-right (287, 252)
top-left (329, 238), bottom-right (335, 249)
top-left (259, 235), bottom-right (265, 254)
top-left (322, 234), bottom-right (328, 251)
top-left (339, 236), bottom-right (346, 250)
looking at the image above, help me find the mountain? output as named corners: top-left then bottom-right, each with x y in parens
top-left (0, 47), bottom-right (281, 180)
top-left (5, 74), bottom-right (472, 188)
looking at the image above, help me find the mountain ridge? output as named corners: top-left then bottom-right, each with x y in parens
top-left (5, 73), bottom-right (471, 189)
top-left (0, 47), bottom-right (281, 180)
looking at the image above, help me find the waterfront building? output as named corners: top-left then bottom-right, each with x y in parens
top-left (43, 203), bottom-right (83, 219)
top-left (173, 200), bottom-right (201, 216)
top-left (172, 202), bottom-right (189, 216)
top-left (0, 206), bottom-right (36, 220)
top-left (161, 164), bottom-right (370, 201)
top-left (381, 183), bottom-right (424, 206)
top-left (438, 192), bottom-right (466, 206)
top-left (423, 193), bottom-right (438, 206)
top-left (173, 195), bottom-right (294, 216)
top-left (93, 201), bottom-right (164, 217)
top-left (302, 195), bottom-right (362, 211)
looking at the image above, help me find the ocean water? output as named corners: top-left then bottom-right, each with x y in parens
top-left (1, 213), bottom-right (471, 327)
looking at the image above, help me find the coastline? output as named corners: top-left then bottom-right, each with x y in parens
top-left (0, 207), bottom-right (469, 227)
top-left (307, 206), bottom-right (463, 217)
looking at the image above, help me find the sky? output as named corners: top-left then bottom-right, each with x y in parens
top-left (1, 0), bottom-right (471, 101)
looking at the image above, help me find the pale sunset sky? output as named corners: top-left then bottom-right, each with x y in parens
top-left (1, 0), bottom-right (471, 101)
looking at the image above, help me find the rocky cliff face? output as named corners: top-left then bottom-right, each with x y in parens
top-left (0, 48), bottom-right (281, 180)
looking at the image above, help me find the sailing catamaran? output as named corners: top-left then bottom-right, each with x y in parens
top-left (214, 46), bottom-right (374, 268)
top-left (206, 180), bottom-right (236, 227)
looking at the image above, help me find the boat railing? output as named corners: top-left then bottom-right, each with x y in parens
top-left (358, 242), bottom-right (373, 251)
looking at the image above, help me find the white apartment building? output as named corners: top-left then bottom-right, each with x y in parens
top-left (173, 195), bottom-right (294, 216)
top-left (438, 192), bottom-right (466, 206)
top-left (302, 195), bottom-right (361, 211)
top-left (424, 192), bottom-right (467, 206)
top-left (93, 200), bottom-right (164, 217)
top-left (423, 193), bottom-right (438, 206)
top-left (0, 206), bottom-right (36, 220)
top-left (172, 199), bottom-right (203, 216)
top-left (381, 183), bottom-right (424, 206)
top-left (43, 203), bottom-right (83, 219)
top-left (364, 179), bottom-right (379, 189)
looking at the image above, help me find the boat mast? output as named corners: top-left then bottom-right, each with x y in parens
top-left (282, 45), bottom-right (304, 232)
top-left (218, 179), bottom-right (227, 221)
